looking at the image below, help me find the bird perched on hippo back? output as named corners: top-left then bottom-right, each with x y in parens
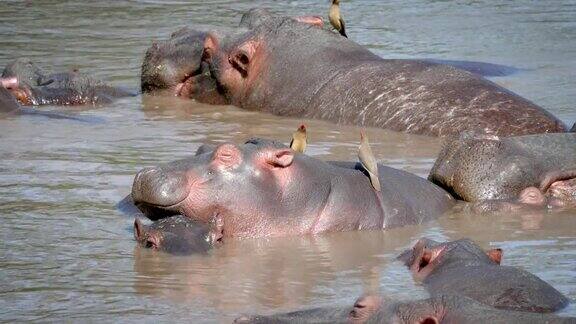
top-left (329, 0), bottom-right (347, 37)
top-left (289, 124), bottom-right (307, 153)
top-left (429, 132), bottom-right (576, 205)
top-left (358, 131), bottom-right (381, 192)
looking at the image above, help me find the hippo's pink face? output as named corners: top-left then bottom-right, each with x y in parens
top-left (202, 34), bottom-right (266, 106)
top-left (131, 140), bottom-right (311, 238)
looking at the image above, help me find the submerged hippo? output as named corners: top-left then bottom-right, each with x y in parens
top-left (429, 133), bottom-right (576, 207)
top-left (129, 138), bottom-right (454, 238)
top-left (191, 8), bottom-right (566, 137)
top-left (0, 86), bottom-right (101, 121)
top-left (134, 215), bottom-right (222, 255)
top-left (235, 294), bottom-right (576, 324)
top-left (397, 238), bottom-right (568, 313)
top-left (1, 58), bottom-right (134, 106)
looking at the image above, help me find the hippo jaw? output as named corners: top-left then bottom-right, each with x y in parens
top-left (131, 167), bottom-right (191, 220)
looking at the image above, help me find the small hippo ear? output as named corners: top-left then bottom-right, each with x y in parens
top-left (292, 15), bottom-right (324, 28)
top-left (213, 144), bottom-right (242, 169)
top-left (419, 316), bottom-right (439, 324)
top-left (486, 248), bottom-right (503, 265)
top-left (263, 148), bottom-right (294, 168)
top-left (349, 295), bottom-right (382, 323)
top-left (202, 33), bottom-right (219, 62)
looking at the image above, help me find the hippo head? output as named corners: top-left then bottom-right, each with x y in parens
top-left (397, 238), bottom-right (503, 281)
top-left (134, 215), bottom-right (223, 255)
top-left (141, 27), bottom-right (230, 105)
top-left (131, 138), bottom-right (331, 238)
top-left (349, 294), bottom-right (445, 324)
top-left (1, 58), bottom-right (48, 105)
top-left (203, 10), bottom-right (328, 107)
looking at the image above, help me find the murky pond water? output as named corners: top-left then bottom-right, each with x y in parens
top-left (1, 1), bottom-right (575, 322)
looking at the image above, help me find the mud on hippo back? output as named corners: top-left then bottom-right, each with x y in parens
top-left (429, 132), bottom-right (576, 211)
top-left (129, 138), bottom-right (454, 238)
top-left (193, 8), bottom-right (566, 137)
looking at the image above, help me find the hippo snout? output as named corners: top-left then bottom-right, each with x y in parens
top-left (131, 167), bottom-right (189, 218)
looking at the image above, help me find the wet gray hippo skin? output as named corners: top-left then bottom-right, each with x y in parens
top-left (235, 294), bottom-right (576, 324)
top-left (141, 27), bottom-right (233, 105)
top-left (129, 138), bottom-right (454, 238)
top-left (1, 58), bottom-right (134, 106)
top-left (200, 9), bottom-right (566, 137)
top-left (134, 215), bottom-right (222, 255)
top-left (429, 133), bottom-right (576, 204)
top-left (397, 238), bottom-right (568, 313)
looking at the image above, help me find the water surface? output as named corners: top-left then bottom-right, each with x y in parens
top-left (0, 1), bottom-right (575, 322)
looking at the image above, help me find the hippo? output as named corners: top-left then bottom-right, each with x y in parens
top-left (1, 58), bottom-right (134, 106)
top-left (397, 238), bottom-right (568, 313)
top-left (235, 294), bottom-right (576, 324)
top-left (0, 86), bottom-right (102, 121)
top-left (191, 8), bottom-right (566, 137)
top-left (428, 133), bottom-right (576, 206)
top-left (129, 138), bottom-right (454, 238)
top-left (141, 27), bottom-right (232, 105)
top-left (134, 215), bottom-right (222, 255)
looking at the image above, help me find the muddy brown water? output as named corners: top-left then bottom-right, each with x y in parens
top-left (1, 1), bottom-right (575, 322)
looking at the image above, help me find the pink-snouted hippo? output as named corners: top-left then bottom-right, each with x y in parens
top-left (200, 8), bottom-right (567, 137)
top-left (129, 138), bottom-right (454, 238)
top-left (397, 238), bottom-right (569, 313)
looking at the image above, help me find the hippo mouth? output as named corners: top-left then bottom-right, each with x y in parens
top-left (174, 74), bottom-right (196, 97)
top-left (134, 201), bottom-right (183, 221)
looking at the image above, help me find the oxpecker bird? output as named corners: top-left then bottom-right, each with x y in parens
top-left (358, 130), bottom-right (381, 191)
top-left (290, 124), bottom-right (307, 153)
top-left (329, 0), bottom-right (347, 38)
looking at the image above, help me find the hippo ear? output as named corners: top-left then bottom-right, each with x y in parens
top-left (349, 295), bottom-right (382, 322)
top-left (229, 40), bottom-right (258, 78)
top-left (420, 317), bottom-right (439, 324)
top-left (262, 148), bottom-right (294, 168)
top-left (486, 248), bottom-right (503, 265)
top-left (202, 33), bottom-right (219, 62)
top-left (213, 144), bottom-right (242, 169)
top-left (292, 15), bottom-right (324, 28)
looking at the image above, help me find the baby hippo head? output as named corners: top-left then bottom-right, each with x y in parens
top-left (397, 238), bottom-right (502, 281)
top-left (134, 215), bottom-right (222, 255)
top-left (131, 138), bottom-right (328, 238)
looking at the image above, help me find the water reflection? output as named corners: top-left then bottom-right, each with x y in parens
top-left (0, 0), bottom-right (574, 322)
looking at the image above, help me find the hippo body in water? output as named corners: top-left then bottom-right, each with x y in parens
top-left (134, 215), bottom-right (222, 255)
top-left (429, 133), bottom-right (576, 210)
top-left (235, 294), bottom-right (576, 324)
top-left (148, 9), bottom-right (565, 137)
top-left (397, 238), bottom-right (568, 313)
top-left (1, 58), bottom-right (134, 106)
top-left (129, 138), bottom-right (454, 238)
